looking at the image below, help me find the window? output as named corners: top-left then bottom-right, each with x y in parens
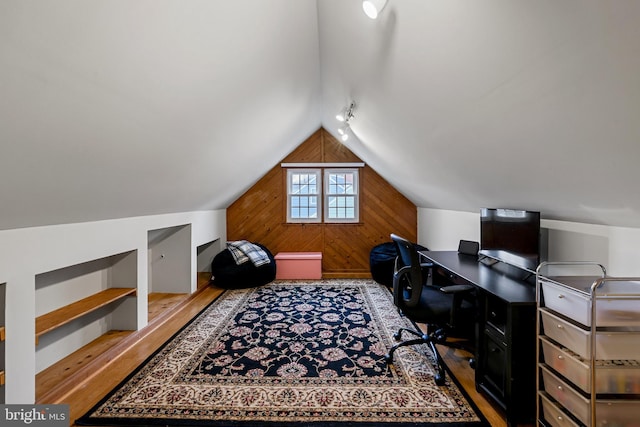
top-left (285, 165), bottom-right (361, 224)
top-left (287, 169), bottom-right (321, 223)
top-left (325, 169), bottom-right (359, 222)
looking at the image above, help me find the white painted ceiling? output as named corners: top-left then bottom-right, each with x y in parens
top-left (2, 0), bottom-right (640, 231)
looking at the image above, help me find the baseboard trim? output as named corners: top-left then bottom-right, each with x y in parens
top-left (322, 271), bottom-right (371, 279)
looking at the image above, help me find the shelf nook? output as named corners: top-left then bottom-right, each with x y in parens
top-left (197, 238), bottom-right (220, 288)
top-left (34, 251), bottom-right (137, 376)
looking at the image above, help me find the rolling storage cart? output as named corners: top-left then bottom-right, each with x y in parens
top-left (536, 262), bottom-right (640, 427)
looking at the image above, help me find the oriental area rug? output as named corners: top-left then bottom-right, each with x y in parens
top-left (76, 279), bottom-right (487, 427)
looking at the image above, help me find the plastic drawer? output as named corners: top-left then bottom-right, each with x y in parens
top-left (540, 365), bottom-right (640, 426)
top-left (540, 336), bottom-right (640, 394)
top-left (541, 279), bottom-right (640, 327)
top-left (539, 392), bottom-right (580, 427)
top-left (540, 308), bottom-right (640, 360)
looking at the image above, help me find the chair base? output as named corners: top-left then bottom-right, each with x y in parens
top-left (384, 327), bottom-right (447, 386)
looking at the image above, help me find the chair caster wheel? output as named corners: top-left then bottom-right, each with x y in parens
top-left (434, 374), bottom-right (445, 386)
top-left (384, 354), bottom-right (393, 364)
top-left (393, 331), bottom-right (401, 340)
top-left (469, 358), bottom-right (476, 369)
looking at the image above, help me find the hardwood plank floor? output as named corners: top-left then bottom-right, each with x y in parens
top-left (148, 292), bottom-right (189, 322)
top-left (41, 277), bottom-right (512, 426)
top-left (437, 343), bottom-right (508, 427)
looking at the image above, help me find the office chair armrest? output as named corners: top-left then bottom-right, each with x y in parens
top-left (439, 284), bottom-right (474, 294)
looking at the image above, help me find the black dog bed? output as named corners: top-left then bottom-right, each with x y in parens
top-left (211, 243), bottom-right (276, 289)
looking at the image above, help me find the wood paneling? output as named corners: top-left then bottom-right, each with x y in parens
top-left (227, 128), bottom-right (416, 278)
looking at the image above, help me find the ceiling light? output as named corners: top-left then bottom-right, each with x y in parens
top-left (338, 126), bottom-right (349, 142)
top-left (336, 101), bottom-right (356, 123)
top-left (362, 0), bottom-right (387, 19)
top-left (338, 125), bottom-right (350, 141)
top-left (336, 101), bottom-right (356, 142)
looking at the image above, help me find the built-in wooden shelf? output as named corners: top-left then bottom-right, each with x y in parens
top-left (35, 288), bottom-right (136, 344)
top-left (0, 326), bottom-right (5, 341)
top-left (35, 283), bottom-right (220, 407)
top-left (35, 329), bottom-right (132, 401)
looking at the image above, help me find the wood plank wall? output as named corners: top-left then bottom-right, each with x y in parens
top-left (226, 128), bottom-right (417, 278)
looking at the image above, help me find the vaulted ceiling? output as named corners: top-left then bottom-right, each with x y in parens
top-left (2, 0), bottom-right (640, 231)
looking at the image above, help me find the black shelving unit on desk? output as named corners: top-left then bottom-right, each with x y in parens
top-left (420, 250), bottom-right (538, 427)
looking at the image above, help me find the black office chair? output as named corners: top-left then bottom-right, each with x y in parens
top-left (385, 234), bottom-right (476, 385)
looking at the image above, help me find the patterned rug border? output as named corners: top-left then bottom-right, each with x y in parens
top-left (76, 280), bottom-right (489, 427)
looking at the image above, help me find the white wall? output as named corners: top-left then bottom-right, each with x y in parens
top-left (0, 209), bottom-right (226, 403)
top-left (148, 225), bottom-right (192, 294)
top-left (418, 208), bottom-right (640, 276)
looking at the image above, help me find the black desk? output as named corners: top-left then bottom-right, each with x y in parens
top-left (419, 251), bottom-right (537, 427)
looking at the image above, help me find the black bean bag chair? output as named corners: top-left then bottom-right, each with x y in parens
top-left (211, 243), bottom-right (276, 289)
top-left (369, 242), bottom-right (398, 287)
top-left (370, 241), bottom-right (428, 287)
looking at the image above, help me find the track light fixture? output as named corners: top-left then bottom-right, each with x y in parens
top-left (336, 101), bottom-right (356, 123)
top-left (336, 101), bottom-right (356, 142)
top-left (362, 0), bottom-right (388, 19)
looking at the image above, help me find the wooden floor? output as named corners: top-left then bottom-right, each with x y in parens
top-left (37, 276), bottom-right (511, 426)
top-left (436, 343), bottom-right (508, 427)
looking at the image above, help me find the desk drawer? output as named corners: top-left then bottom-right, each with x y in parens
top-left (485, 294), bottom-right (507, 334)
top-left (434, 267), bottom-right (469, 287)
top-left (480, 327), bottom-right (507, 400)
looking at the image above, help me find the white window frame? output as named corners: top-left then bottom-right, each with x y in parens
top-left (286, 169), bottom-right (322, 223)
top-left (324, 168), bottom-right (359, 223)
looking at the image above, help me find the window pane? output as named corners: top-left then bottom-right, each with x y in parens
top-left (290, 173), bottom-right (320, 195)
top-left (289, 195), bottom-right (319, 220)
top-left (327, 172), bottom-right (356, 195)
top-left (327, 195), bottom-right (356, 220)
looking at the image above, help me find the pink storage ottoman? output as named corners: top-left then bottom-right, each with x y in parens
top-left (275, 252), bottom-right (322, 280)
